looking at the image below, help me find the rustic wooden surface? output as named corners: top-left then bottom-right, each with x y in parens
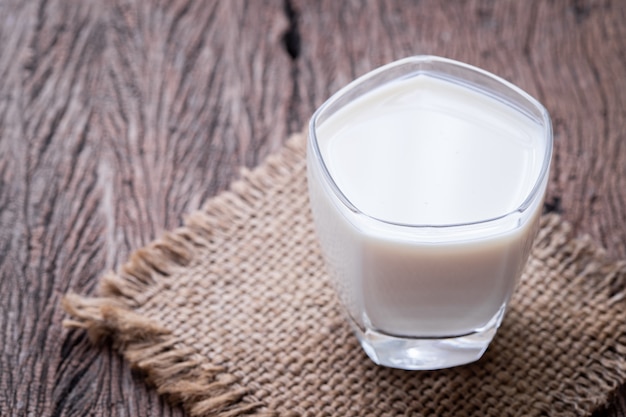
top-left (0, 0), bottom-right (624, 415)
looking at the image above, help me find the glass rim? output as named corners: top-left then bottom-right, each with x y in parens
top-left (308, 55), bottom-right (553, 230)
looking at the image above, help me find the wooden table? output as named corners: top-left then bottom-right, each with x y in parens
top-left (1, 1), bottom-right (624, 415)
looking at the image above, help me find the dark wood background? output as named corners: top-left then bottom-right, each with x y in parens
top-left (1, 0), bottom-right (625, 415)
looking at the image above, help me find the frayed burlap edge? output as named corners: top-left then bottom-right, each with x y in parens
top-left (62, 134), bottom-right (307, 417)
top-left (62, 132), bottom-right (626, 416)
top-left (531, 216), bottom-right (626, 415)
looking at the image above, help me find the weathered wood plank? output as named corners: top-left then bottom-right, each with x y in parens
top-left (0, 0), bottom-right (624, 416)
top-left (0, 0), bottom-right (292, 415)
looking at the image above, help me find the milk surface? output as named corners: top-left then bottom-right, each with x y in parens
top-left (308, 74), bottom-right (547, 337)
top-left (318, 75), bottom-right (544, 226)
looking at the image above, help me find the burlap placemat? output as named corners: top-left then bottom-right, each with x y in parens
top-left (64, 133), bottom-right (626, 417)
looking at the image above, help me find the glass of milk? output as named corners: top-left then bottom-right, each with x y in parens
top-left (306, 56), bottom-right (553, 370)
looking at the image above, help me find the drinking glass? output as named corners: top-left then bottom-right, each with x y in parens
top-left (306, 56), bottom-right (553, 370)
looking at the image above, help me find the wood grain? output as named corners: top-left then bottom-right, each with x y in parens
top-left (0, 0), bottom-right (624, 415)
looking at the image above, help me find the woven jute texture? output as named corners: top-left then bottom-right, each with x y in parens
top-left (64, 133), bottom-right (626, 417)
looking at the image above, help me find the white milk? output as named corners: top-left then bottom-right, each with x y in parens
top-left (308, 75), bottom-right (547, 338)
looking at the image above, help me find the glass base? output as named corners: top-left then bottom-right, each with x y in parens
top-left (351, 307), bottom-right (505, 370)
